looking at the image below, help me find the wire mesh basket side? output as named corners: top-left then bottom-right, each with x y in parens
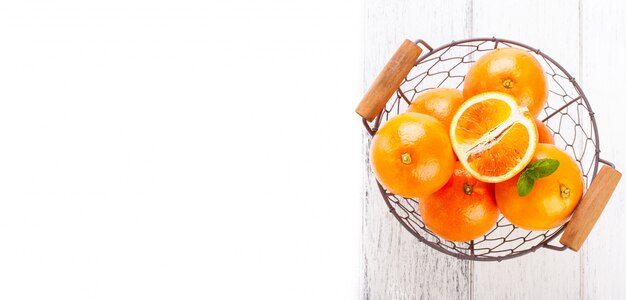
top-left (365, 38), bottom-right (600, 261)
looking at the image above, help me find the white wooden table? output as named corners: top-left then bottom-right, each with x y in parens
top-left (362, 1), bottom-right (626, 299)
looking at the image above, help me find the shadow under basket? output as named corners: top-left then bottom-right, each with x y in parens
top-left (356, 37), bottom-right (622, 261)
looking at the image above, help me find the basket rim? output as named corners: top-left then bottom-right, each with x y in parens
top-left (373, 37), bottom-right (601, 261)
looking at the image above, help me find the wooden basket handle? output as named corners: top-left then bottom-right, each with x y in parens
top-left (560, 164), bottom-right (622, 251)
top-left (355, 39), bottom-right (423, 122)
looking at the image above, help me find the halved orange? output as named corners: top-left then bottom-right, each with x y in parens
top-left (450, 92), bottom-right (538, 183)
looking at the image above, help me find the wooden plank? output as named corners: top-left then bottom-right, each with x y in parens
top-left (580, 1), bottom-right (626, 298)
top-left (362, 0), bottom-right (472, 298)
top-left (471, 1), bottom-right (583, 299)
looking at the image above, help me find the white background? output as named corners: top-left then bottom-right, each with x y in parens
top-left (0, 0), bottom-right (362, 299)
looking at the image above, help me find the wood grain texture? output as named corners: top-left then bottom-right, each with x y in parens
top-left (363, 0), bottom-right (626, 299)
top-left (581, 1), bottom-right (626, 298)
top-left (362, 0), bottom-right (472, 299)
top-left (356, 40), bottom-right (422, 121)
top-left (470, 1), bottom-right (583, 299)
top-left (362, 143), bottom-right (471, 299)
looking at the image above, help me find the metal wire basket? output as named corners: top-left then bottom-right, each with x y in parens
top-left (356, 37), bottom-right (621, 261)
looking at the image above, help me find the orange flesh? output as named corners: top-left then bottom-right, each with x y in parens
top-left (452, 96), bottom-right (535, 181)
top-left (467, 123), bottom-right (530, 177)
top-left (454, 99), bottom-right (512, 146)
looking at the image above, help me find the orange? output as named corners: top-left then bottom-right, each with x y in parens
top-left (407, 88), bottom-right (465, 130)
top-left (535, 119), bottom-right (555, 144)
top-left (370, 113), bottom-right (455, 198)
top-left (450, 92), bottom-right (538, 183)
top-left (419, 162), bottom-right (499, 242)
top-left (463, 48), bottom-right (548, 117)
top-left (495, 144), bottom-right (584, 230)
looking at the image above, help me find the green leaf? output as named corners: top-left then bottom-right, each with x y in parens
top-left (516, 159), bottom-right (560, 197)
top-left (517, 172), bottom-right (535, 197)
top-left (525, 169), bottom-right (540, 180)
top-left (525, 158), bottom-right (560, 179)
